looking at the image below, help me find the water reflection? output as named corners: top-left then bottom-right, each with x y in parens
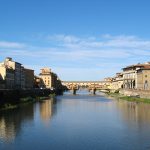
top-left (39, 98), bottom-right (56, 123)
top-left (0, 104), bottom-right (34, 143)
top-left (116, 100), bottom-right (150, 125)
top-left (1, 93), bottom-right (150, 150)
top-left (0, 98), bottom-right (56, 143)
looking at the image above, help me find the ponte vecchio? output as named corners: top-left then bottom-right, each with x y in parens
top-left (62, 81), bottom-right (110, 94)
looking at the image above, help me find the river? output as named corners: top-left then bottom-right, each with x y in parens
top-left (0, 89), bottom-right (150, 150)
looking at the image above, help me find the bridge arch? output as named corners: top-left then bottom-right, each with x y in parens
top-left (62, 81), bottom-right (110, 93)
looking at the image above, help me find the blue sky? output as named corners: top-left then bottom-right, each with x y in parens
top-left (0, 0), bottom-right (150, 80)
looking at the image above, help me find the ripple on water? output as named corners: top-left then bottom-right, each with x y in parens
top-left (0, 91), bottom-right (150, 150)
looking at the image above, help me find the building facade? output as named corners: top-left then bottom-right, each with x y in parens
top-left (0, 57), bottom-right (34, 89)
top-left (39, 68), bottom-right (52, 88)
top-left (110, 73), bottom-right (123, 91)
top-left (0, 65), bottom-right (15, 89)
top-left (21, 66), bottom-right (25, 89)
top-left (136, 69), bottom-right (150, 90)
top-left (122, 63), bottom-right (150, 90)
top-left (39, 68), bottom-right (58, 89)
top-left (24, 68), bottom-right (34, 89)
top-left (3, 57), bottom-right (22, 88)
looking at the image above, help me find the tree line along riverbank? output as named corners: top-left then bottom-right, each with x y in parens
top-left (0, 89), bottom-right (63, 111)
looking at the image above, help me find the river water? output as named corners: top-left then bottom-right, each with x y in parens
top-left (0, 90), bottom-right (150, 150)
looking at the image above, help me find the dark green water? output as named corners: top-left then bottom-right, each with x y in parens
top-left (0, 90), bottom-right (150, 150)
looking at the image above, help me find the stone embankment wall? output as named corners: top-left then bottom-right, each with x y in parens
top-left (0, 89), bottom-right (56, 105)
top-left (119, 89), bottom-right (150, 99)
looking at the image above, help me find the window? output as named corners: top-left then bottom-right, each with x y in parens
top-left (144, 80), bottom-right (148, 90)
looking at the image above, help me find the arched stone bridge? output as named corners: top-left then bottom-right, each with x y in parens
top-left (62, 81), bottom-right (110, 94)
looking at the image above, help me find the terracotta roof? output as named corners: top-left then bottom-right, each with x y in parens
top-left (123, 63), bottom-right (150, 70)
top-left (143, 65), bottom-right (150, 69)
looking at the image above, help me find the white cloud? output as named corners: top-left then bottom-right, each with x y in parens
top-left (0, 41), bottom-right (25, 48)
top-left (1, 34), bottom-right (150, 80)
top-left (2, 34), bottom-right (150, 61)
top-left (47, 34), bottom-right (150, 51)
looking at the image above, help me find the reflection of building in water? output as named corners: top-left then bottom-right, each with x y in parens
top-left (0, 104), bottom-right (34, 142)
top-left (40, 99), bottom-right (54, 123)
top-left (0, 118), bottom-right (16, 142)
top-left (116, 100), bottom-right (150, 125)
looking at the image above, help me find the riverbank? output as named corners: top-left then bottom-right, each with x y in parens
top-left (106, 92), bottom-right (150, 104)
top-left (0, 96), bottom-right (35, 111)
top-left (0, 89), bottom-right (60, 111)
top-left (0, 95), bottom-right (55, 111)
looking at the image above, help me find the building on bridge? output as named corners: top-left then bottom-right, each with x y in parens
top-left (62, 81), bottom-right (110, 91)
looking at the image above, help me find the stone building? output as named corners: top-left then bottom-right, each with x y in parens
top-left (103, 77), bottom-right (113, 89)
top-left (39, 68), bottom-right (58, 89)
top-left (104, 77), bottom-right (113, 82)
top-left (21, 66), bottom-right (25, 89)
top-left (122, 63), bottom-right (150, 90)
top-left (0, 57), bottom-right (34, 89)
top-left (136, 68), bottom-right (150, 90)
top-left (0, 65), bottom-right (15, 89)
top-left (1, 57), bottom-right (22, 88)
top-left (110, 73), bottom-right (123, 91)
top-left (24, 68), bottom-right (34, 89)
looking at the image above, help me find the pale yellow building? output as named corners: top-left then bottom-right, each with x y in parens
top-left (110, 73), bottom-right (123, 91)
top-left (39, 68), bottom-right (58, 89)
top-left (122, 63), bottom-right (150, 90)
top-left (5, 57), bottom-right (22, 88)
top-left (0, 57), bottom-right (23, 88)
top-left (0, 57), bottom-right (34, 89)
top-left (104, 77), bottom-right (113, 82)
top-left (136, 69), bottom-right (150, 90)
top-left (0, 65), bottom-right (15, 89)
top-left (103, 77), bottom-right (113, 89)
